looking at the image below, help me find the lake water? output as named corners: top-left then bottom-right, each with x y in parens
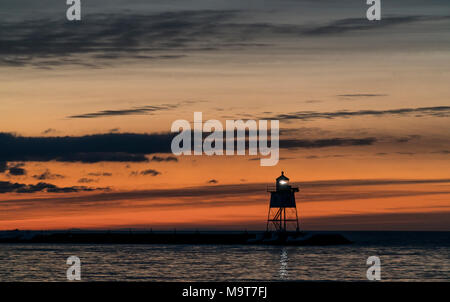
top-left (0, 232), bottom-right (448, 281)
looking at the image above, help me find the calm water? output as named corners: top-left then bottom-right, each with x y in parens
top-left (0, 232), bottom-right (448, 281)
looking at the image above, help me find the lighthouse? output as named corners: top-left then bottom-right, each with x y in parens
top-left (266, 172), bottom-right (300, 233)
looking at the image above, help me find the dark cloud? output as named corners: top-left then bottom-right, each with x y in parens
top-left (432, 150), bottom-right (450, 155)
top-left (68, 100), bottom-right (203, 119)
top-left (263, 106), bottom-right (450, 121)
top-left (0, 181), bottom-right (105, 194)
top-left (304, 100), bottom-right (322, 104)
top-left (337, 94), bottom-right (387, 98)
top-left (304, 154), bottom-right (346, 159)
top-left (280, 127), bottom-right (331, 136)
top-left (1, 162), bottom-right (26, 175)
top-left (150, 155), bottom-right (178, 162)
top-left (395, 135), bottom-right (421, 143)
top-left (0, 162), bottom-right (7, 173)
top-left (0, 132), bottom-right (383, 165)
top-left (197, 129), bottom-right (377, 150)
top-left (7, 163), bottom-right (27, 176)
top-left (130, 169), bottom-right (161, 176)
top-left (57, 152), bottom-right (150, 163)
top-left (42, 128), bottom-right (57, 135)
top-left (396, 152), bottom-right (415, 156)
top-left (300, 178), bottom-right (450, 188)
top-left (0, 132), bottom-right (173, 163)
top-left (8, 167), bottom-right (26, 176)
top-left (87, 172), bottom-right (113, 177)
top-left (280, 137), bottom-right (376, 149)
top-left (78, 178), bottom-right (97, 183)
top-left (33, 169), bottom-right (65, 180)
top-left (139, 169), bottom-right (161, 176)
top-left (248, 157), bottom-right (295, 161)
top-left (2, 11), bottom-right (448, 67)
top-left (68, 104), bottom-right (179, 119)
top-left (302, 16), bottom-right (447, 36)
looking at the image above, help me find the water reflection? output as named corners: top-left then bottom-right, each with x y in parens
top-left (0, 232), bottom-right (449, 281)
top-left (279, 248), bottom-right (288, 280)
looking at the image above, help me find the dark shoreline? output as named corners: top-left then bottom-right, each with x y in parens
top-left (0, 230), bottom-right (352, 246)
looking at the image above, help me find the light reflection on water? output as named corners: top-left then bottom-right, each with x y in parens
top-left (279, 248), bottom-right (288, 280)
top-left (0, 232), bottom-right (449, 281)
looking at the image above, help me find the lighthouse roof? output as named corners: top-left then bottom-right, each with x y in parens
top-left (276, 171), bottom-right (289, 181)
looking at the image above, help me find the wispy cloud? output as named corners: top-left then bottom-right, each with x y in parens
top-left (1, 11), bottom-right (448, 67)
top-left (87, 172), bottom-right (113, 177)
top-left (0, 180), bottom-right (106, 194)
top-left (130, 169), bottom-right (161, 176)
top-left (302, 16), bottom-right (450, 36)
top-left (149, 155), bottom-right (178, 162)
top-left (262, 106), bottom-right (450, 121)
top-left (78, 178), bottom-right (97, 184)
top-left (337, 93), bottom-right (388, 98)
top-left (432, 150), bottom-right (450, 155)
top-left (42, 128), bottom-right (57, 135)
top-left (33, 169), bottom-right (65, 180)
top-left (0, 11), bottom-right (239, 67)
top-left (68, 104), bottom-right (179, 119)
top-left (138, 169), bottom-right (161, 176)
top-left (280, 137), bottom-right (376, 149)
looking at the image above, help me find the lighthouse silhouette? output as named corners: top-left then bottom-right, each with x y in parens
top-left (266, 171), bottom-right (300, 232)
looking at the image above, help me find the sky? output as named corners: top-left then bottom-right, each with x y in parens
top-left (0, 0), bottom-right (449, 230)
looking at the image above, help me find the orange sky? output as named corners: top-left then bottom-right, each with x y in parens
top-left (1, 1), bottom-right (449, 230)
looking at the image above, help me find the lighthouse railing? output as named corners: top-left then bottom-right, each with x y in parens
top-left (267, 184), bottom-right (299, 192)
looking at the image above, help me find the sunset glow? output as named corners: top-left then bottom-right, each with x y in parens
top-left (1, 0), bottom-right (449, 231)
